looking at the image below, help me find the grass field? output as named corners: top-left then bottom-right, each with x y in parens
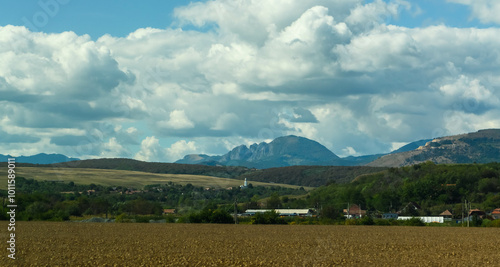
top-left (1, 222), bottom-right (500, 266)
top-left (0, 167), bottom-right (313, 191)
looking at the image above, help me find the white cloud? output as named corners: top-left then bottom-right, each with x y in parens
top-left (439, 75), bottom-right (500, 107)
top-left (390, 142), bottom-right (408, 152)
top-left (2, 0), bottom-right (500, 161)
top-left (166, 140), bottom-right (197, 162)
top-left (346, 0), bottom-right (407, 33)
top-left (134, 136), bottom-right (166, 162)
top-left (448, 0), bottom-right (500, 24)
top-left (99, 137), bottom-right (130, 158)
top-left (341, 146), bottom-right (359, 157)
top-left (160, 110), bottom-right (195, 130)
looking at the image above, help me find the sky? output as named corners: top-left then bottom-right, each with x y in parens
top-left (1, 0), bottom-right (500, 162)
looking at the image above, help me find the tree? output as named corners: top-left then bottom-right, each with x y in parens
top-left (266, 192), bottom-right (282, 209)
top-left (321, 205), bottom-right (340, 220)
top-left (251, 210), bottom-right (286, 224)
top-left (89, 197), bottom-right (111, 215)
top-left (247, 195), bottom-right (260, 209)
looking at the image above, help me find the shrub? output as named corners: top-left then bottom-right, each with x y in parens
top-left (374, 219), bottom-right (391, 226)
top-left (165, 214), bottom-right (176, 223)
top-left (491, 220), bottom-right (500, 227)
top-left (344, 219), bottom-right (357, 225)
top-left (481, 219), bottom-right (492, 227)
top-left (360, 216), bottom-right (375, 225)
top-left (251, 210), bottom-right (286, 225)
top-left (403, 217), bottom-right (425, 226)
top-left (115, 213), bottom-right (132, 223)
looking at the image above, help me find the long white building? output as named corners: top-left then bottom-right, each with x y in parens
top-left (244, 209), bottom-right (314, 217)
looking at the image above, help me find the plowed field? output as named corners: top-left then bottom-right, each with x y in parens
top-left (1, 222), bottom-right (499, 266)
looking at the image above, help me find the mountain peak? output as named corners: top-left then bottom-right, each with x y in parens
top-left (176, 135), bottom-right (339, 168)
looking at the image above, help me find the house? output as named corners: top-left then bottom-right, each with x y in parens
top-left (343, 204), bottom-right (366, 219)
top-left (163, 209), bottom-right (176, 215)
top-left (439, 210), bottom-right (453, 221)
top-left (243, 209), bottom-right (314, 217)
top-left (490, 208), bottom-right (500, 220)
top-left (398, 202), bottom-right (422, 215)
top-left (382, 213), bottom-right (398, 220)
top-left (469, 209), bottom-right (486, 219)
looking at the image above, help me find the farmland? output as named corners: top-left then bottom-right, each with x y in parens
top-left (0, 167), bottom-right (313, 191)
top-left (2, 222), bottom-right (500, 266)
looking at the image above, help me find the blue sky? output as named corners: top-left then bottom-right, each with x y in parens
top-left (0, 0), bottom-right (189, 39)
top-left (1, 0), bottom-right (500, 161)
top-left (0, 0), bottom-right (489, 38)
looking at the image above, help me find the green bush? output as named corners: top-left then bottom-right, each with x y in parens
top-left (403, 217), bottom-right (425, 226)
top-left (187, 208), bottom-right (234, 224)
top-left (165, 214), bottom-right (176, 223)
top-left (481, 219), bottom-right (492, 227)
top-left (115, 213), bottom-right (132, 223)
top-left (344, 219), bottom-right (357, 225)
top-left (374, 219), bottom-right (391, 226)
top-left (491, 220), bottom-right (500, 227)
top-left (251, 210), bottom-right (286, 224)
top-left (359, 216), bottom-right (375, 225)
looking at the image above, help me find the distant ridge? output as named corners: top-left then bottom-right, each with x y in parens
top-left (47, 158), bottom-right (385, 187)
top-left (0, 153), bottom-right (79, 164)
top-left (368, 129), bottom-right (500, 167)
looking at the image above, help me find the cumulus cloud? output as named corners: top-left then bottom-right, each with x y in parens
top-left (99, 137), bottom-right (130, 158)
top-left (159, 110), bottom-right (195, 130)
top-left (2, 0), bottom-right (500, 160)
top-left (166, 140), bottom-right (197, 162)
top-left (448, 0), bottom-right (500, 24)
top-left (134, 136), bottom-right (165, 162)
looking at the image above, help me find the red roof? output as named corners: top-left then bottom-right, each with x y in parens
top-left (492, 208), bottom-right (500, 215)
top-left (163, 209), bottom-right (176, 214)
top-left (469, 209), bottom-right (486, 215)
top-left (439, 210), bottom-right (452, 216)
top-left (343, 205), bottom-right (367, 215)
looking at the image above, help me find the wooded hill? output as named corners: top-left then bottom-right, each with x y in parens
top-left (309, 162), bottom-right (500, 216)
top-left (24, 158), bottom-right (386, 187)
top-left (235, 165), bottom-right (385, 187)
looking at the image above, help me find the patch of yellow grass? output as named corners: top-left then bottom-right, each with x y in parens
top-left (0, 167), bottom-right (313, 190)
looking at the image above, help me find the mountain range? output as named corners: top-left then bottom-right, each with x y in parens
top-left (0, 153), bottom-right (79, 164)
top-left (367, 129), bottom-right (500, 167)
top-left (4, 129), bottom-right (500, 168)
top-left (174, 135), bottom-right (417, 168)
top-left (177, 129), bottom-right (500, 168)
top-left (177, 136), bottom-right (341, 169)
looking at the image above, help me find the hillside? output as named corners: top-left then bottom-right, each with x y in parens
top-left (23, 158), bottom-right (385, 187)
top-left (236, 165), bottom-right (386, 187)
top-left (368, 129), bottom-right (500, 167)
top-left (310, 161), bottom-right (500, 214)
top-left (0, 166), bottom-right (310, 191)
top-left (50, 158), bottom-right (251, 178)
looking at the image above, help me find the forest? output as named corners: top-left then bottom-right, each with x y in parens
top-left (309, 162), bottom-right (500, 218)
top-left (1, 162), bottom-right (499, 226)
